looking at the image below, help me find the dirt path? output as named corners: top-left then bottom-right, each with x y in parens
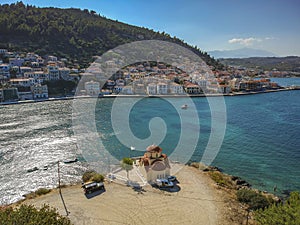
top-left (23, 166), bottom-right (232, 225)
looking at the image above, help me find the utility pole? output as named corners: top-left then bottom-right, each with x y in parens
top-left (57, 161), bottom-right (69, 216)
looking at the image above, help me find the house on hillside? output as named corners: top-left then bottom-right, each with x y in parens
top-left (139, 145), bottom-right (171, 183)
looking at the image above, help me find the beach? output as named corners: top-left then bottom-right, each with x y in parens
top-left (20, 166), bottom-right (249, 225)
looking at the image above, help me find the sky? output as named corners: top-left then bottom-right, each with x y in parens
top-left (1, 0), bottom-right (300, 56)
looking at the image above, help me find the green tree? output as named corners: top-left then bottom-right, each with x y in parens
top-left (255, 192), bottom-right (300, 225)
top-left (0, 204), bottom-right (71, 225)
top-left (121, 157), bottom-right (133, 180)
top-left (237, 189), bottom-right (272, 210)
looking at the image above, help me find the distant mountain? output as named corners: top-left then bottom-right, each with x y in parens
top-left (208, 48), bottom-right (277, 59)
top-left (0, 2), bottom-right (223, 69)
top-left (219, 56), bottom-right (300, 72)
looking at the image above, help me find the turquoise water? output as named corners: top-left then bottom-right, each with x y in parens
top-left (0, 78), bottom-right (299, 204)
top-left (97, 89), bottom-right (300, 194)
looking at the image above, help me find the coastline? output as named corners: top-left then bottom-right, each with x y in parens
top-left (5, 163), bottom-right (283, 225)
top-left (1, 87), bottom-right (299, 106)
top-left (9, 165), bottom-right (257, 225)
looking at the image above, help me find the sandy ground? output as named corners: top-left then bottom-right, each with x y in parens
top-left (23, 166), bottom-right (242, 225)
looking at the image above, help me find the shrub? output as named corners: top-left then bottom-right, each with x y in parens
top-left (35, 188), bottom-right (51, 196)
top-left (82, 171), bottom-right (104, 183)
top-left (237, 189), bottom-right (271, 210)
top-left (0, 204), bottom-right (71, 225)
top-left (82, 171), bottom-right (96, 183)
top-left (255, 192), bottom-right (300, 225)
top-left (209, 171), bottom-right (231, 187)
top-left (24, 188), bottom-right (51, 199)
top-left (91, 173), bottom-right (104, 183)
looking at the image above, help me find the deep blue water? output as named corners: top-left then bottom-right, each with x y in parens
top-left (0, 78), bottom-right (299, 204)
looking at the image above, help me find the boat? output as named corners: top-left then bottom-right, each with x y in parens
top-left (130, 146), bottom-right (136, 150)
top-left (27, 167), bottom-right (39, 173)
top-left (63, 158), bottom-right (78, 164)
top-left (181, 104), bottom-right (188, 109)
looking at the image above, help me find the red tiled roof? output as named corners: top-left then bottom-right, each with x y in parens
top-left (146, 145), bottom-right (162, 153)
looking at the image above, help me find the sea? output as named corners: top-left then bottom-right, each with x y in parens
top-left (0, 78), bottom-right (299, 205)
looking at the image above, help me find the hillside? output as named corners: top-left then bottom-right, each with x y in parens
top-left (219, 56), bottom-right (300, 72)
top-left (0, 2), bottom-right (223, 69)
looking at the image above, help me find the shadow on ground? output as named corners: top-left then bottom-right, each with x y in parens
top-left (84, 188), bottom-right (106, 199)
top-left (151, 183), bottom-right (181, 193)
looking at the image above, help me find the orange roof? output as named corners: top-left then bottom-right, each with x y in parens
top-left (146, 145), bottom-right (162, 153)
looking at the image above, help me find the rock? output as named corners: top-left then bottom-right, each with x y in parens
top-left (208, 166), bottom-right (222, 172)
top-left (235, 179), bottom-right (251, 187)
top-left (231, 176), bottom-right (240, 181)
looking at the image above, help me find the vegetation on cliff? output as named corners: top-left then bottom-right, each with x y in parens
top-left (0, 1), bottom-right (223, 69)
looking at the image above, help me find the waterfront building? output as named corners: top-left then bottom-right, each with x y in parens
top-left (157, 82), bottom-right (168, 94)
top-left (85, 80), bottom-right (100, 96)
top-left (218, 84), bottom-right (231, 94)
top-left (184, 82), bottom-right (201, 94)
top-left (139, 145), bottom-right (171, 183)
top-left (146, 83), bottom-right (157, 95)
top-left (31, 84), bottom-right (48, 99)
top-left (120, 86), bottom-right (133, 95)
top-left (170, 83), bottom-right (184, 94)
top-left (133, 83), bottom-right (145, 95)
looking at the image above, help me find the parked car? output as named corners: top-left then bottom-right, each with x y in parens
top-left (167, 175), bottom-right (177, 182)
top-left (155, 179), bottom-right (174, 188)
top-left (82, 181), bottom-right (104, 194)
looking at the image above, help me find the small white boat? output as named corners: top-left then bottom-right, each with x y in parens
top-left (181, 104), bottom-right (188, 109)
top-left (130, 146), bottom-right (136, 150)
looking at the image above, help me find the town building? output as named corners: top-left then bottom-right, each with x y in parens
top-left (146, 83), bottom-right (157, 95)
top-left (31, 84), bottom-right (48, 99)
top-left (85, 80), bottom-right (100, 96)
top-left (157, 82), bottom-right (168, 94)
top-left (24, 71), bottom-right (49, 83)
top-left (9, 58), bottom-right (24, 67)
top-left (9, 78), bottom-right (35, 87)
top-left (47, 65), bottom-right (60, 80)
top-left (184, 82), bottom-right (201, 94)
top-left (170, 83), bottom-right (184, 94)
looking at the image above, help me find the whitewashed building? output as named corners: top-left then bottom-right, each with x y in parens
top-left (170, 83), bottom-right (184, 94)
top-left (146, 83), bottom-right (157, 95)
top-left (85, 81), bottom-right (100, 96)
top-left (24, 71), bottom-right (49, 83)
top-left (31, 84), bottom-right (48, 99)
top-left (10, 78), bottom-right (35, 87)
top-left (157, 82), bottom-right (168, 94)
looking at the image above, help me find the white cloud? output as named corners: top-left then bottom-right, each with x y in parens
top-left (265, 37), bottom-right (276, 40)
top-left (228, 37), bottom-right (262, 46)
